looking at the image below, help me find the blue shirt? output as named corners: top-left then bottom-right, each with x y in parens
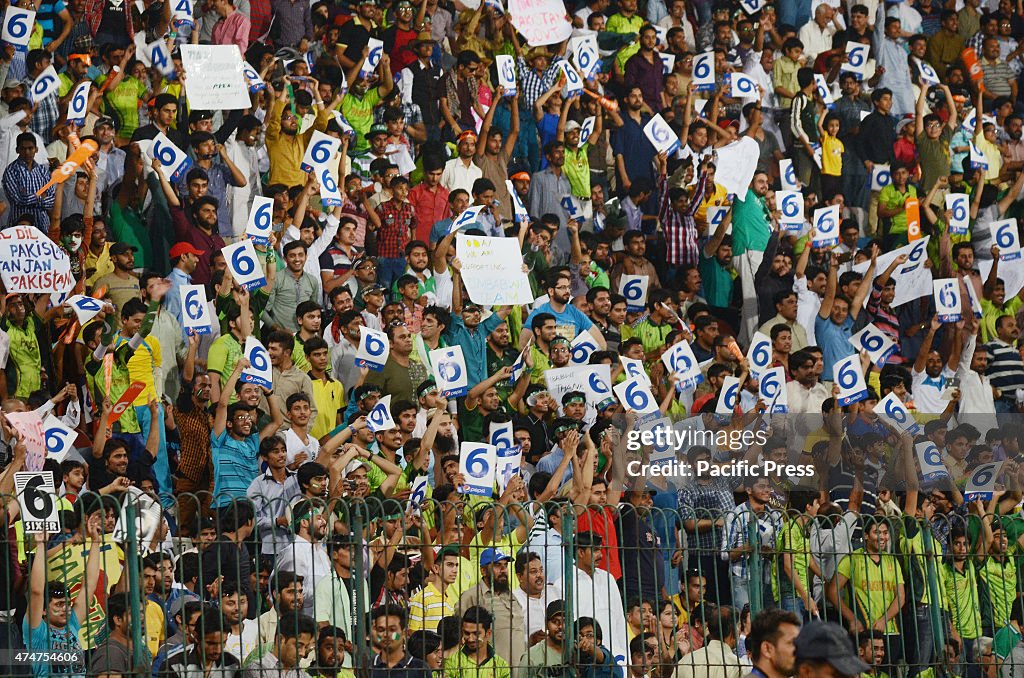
top-left (24, 610), bottom-right (82, 677)
top-left (211, 429), bottom-right (260, 507)
top-left (444, 312), bottom-right (506, 388)
top-left (525, 302), bottom-right (594, 340)
top-left (815, 314), bottom-right (855, 379)
top-left (164, 267), bottom-right (192, 333)
top-left (536, 445), bottom-right (573, 485)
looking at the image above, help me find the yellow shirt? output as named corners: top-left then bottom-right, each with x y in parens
top-left (86, 244), bottom-right (114, 286)
top-left (822, 133), bottom-right (844, 176)
top-left (125, 335), bottom-right (163, 405)
top-left (310, 376), bottom-right (345, 439)
top-left (145, 599), bottom-right (165, 656)
top-left (974, 130), bottom-right (1002, 182)
top-left (47, 539), bottom-right (125, 649)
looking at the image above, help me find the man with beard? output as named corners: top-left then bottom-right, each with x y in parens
top-left (247, 436), bottom-right (300, 556)
top-left (521, 271), bottom-right (605, 350)
top-left (911, 316), bottom-right (958, 415)
top-left (556, 532), bottom-right (627, 668)
top-left (745, 608), bottom-right (801, 678)
top-left (164, 189), bottom-right (226, 286)
top-left (310, 626), bottom-right (352, 677)
top-left (519, 601), bottom-right (569, 678)
top-left (254, 571), bottom-right (305, 650)
top-left (612, 87), bottom-right (656, 205)
top-left (266, 78), bottom-right (333, 185)
top-left (441, 130), bottom-right (483, 193)
top-left (512, 550), bottom-right (564, 645)
top-left (321, 218), bottom-right (363, 302)
top-left (586, 288), bottom-right (621, 352)
top-left (162, 606), bottom-right (242, 678)
top-left (446, 293), bottom-right (514, 388)
top-left (328, 310), bottom-right (365, 399)
top-left (245, 614), bottom-right (317, 678)
top-left (275, 499), bottom-right (332, 618)
top-left (609, 232), bottom-right (662, 295)
top-left (486, 322), bottom-right (516, 403)
top-left (459, 549), bottom-right (525, 667)
top-left (528, 142), bottom-right (573, 248)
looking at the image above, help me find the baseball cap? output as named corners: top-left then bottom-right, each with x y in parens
top-left (109, 242), bottom-right (138, 256)
top-left (564, 120), bottom-right (582, 132)
top-left (794, 621), bottom-right (870, 676)
top-left (479, 548), bottom-right (512, 566)
top-left (94, 116), bottom-right (115, 130)
top-left (189, 110), bottom-right (213, 124)
top-left (545, 600), bottom-right (566, 621)
top-left (360, 284), bottom-right (387, 300)
top-left (170, 242), bottom-right (206, 259)
top-left (353, 255), bottom-right (377, 269)
top-left (366, 123), bottom-right (388, 140)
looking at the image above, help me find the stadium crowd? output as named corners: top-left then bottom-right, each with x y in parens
top-left (8, 0), bottom-right (1024, 675)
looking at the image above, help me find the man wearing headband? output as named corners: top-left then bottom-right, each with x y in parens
top-left (536, 417), bottom-right (582, 485)
top-left (273, 498), bottom-right (331, 617)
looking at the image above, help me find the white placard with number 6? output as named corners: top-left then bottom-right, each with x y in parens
top-left (459, 442), bottom-right (497, 496)
top-left (874, 392), bottom-right (921, 435)
top-left (842, 42), bottom-right (868, 78)
top-left (356, 325), bottom-right (390, 371)
top-left (245, 196), bottom-right (275, 246)
top-left (570, 332), bottom-right (598, 365)
top-left (916, 441), bottom-right (948, 480)
top-left (43, 415), bottom-right (76, 463)
top-left (65, 295), bottom-right (105, 325)
top-left (30, 66), bottom-right (59, 103)
top-left (362, 38), bottom-right (384, 76)
top-left (934, 279), bottom-right (962, 323)
top-left (848, 323), bottom-right (897, 367)
top-left (67, 82), bottom-right (91, 126)
top-left (777, 190), bottom-right (804, 227)
top-left (812, 205), bottom-right (840, 247)
top-left (301, 131), bottom-right (341, 173)
top-left (614, 377), bottom-right (659, 415)
top-left (180, 284), bottom-right (213, 335)
top-left (746, 331), bottom-right (772, 377)
top-left (870, 164), bottom-right (892, 192)
top-left (2, 7), bottom-right (34, 50)
top-left (692, 52), bottom-right (715, 90)
top-left (946, 193), bottom-right (970, 235)
top-left (241, 336), bottom-right (273, 388)
top-left (991, 219), bottom-right (1022, 260)
top-left (619, 274), bottom-right (649, 311)
top-left (149, 131), bottom-right (193, 182)
top-left (367, 394), bottom-right (397, 432)
top-left (758, 366), bottom-right (789, 413)
top-left (496, 54), bottom-right (517, 94)
top-left (834, 354), bottom-right (868, 406)
top-left (222, 239), bottom-right (267, 291)
top-left (965, 461), bottom-right (1003, 501)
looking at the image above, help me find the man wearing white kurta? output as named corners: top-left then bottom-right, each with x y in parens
top-left (555, 531), bottom-right (627, 668)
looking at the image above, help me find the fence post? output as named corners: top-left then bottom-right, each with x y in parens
top-left (561, 503), bottom-right (576, 669)
top-left (922, 519), bottom-right (946, 671)
top-left (747, 507), bottom-right (763, 615)
top-left (351, 501), bottom-right (367, 668)
top-left (124, 497), bottom-right (147, 673)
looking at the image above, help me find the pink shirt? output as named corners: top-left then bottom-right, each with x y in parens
top-left (212, 11), bottom-right (251, 54)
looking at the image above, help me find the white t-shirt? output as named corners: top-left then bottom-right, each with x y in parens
top-left (283, 427), bottom-right (321, 464)
top-left (911, 366), bottom-right (954, 415)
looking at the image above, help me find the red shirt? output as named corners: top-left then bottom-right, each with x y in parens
top-left (408, 183), bottom-right (449, 243)
top-left (577, 505), bottom-right (622, 579)
top-left (375, 199), bottom-right (416, 258)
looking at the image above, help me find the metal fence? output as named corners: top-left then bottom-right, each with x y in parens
top-left (4, 491), bottom-right (1021, 677)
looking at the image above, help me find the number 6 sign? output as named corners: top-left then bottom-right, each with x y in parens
top-left (222, 239), bottom-right (267, 290)
top-left (459, 443), bottom-right (497, 495)
top-left (964, 461), bottom-right (1004, 501)
top-left (356, 325), bottom-right (390, 371)
top-left (180, 284), bottom-right (213, 335)
top-left (812, 205), bottom-right (840, 247)
top-left (619, 274), bottom-right (649, 312)
top-left (15, 472), bottom-right (59, 533)
top-left (834, 354), bottom-right (868, 406)
top-left (933, 279), bottom-right (962, 323)
top-left (241, 337), bottom-right (273, 388)
top-left (2, 7), bottom-right (34, 50)
top-left (361, 38), bottom-right (384, 76)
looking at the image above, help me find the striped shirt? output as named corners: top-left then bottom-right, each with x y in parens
top-left (407, 581), bottom-right (453, 633)
top-left (866, 280), bottom-right (904, 363)
top-left (984, 339), bottom-right (1024, 396)
top-left (211, 430), bottom-right (261, 508)
top-left (720, 501), bottom-right (783, 579)
top-left (658, 171), bottom-right (709, 267)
